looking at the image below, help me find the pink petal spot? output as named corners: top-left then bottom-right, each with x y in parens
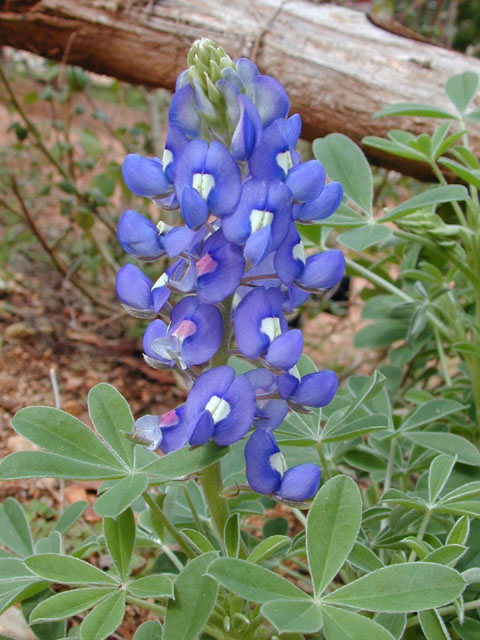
top-left (160, 409), bottom-right (180, 428)
top-left (196, 252), bottom-right (217, 276)
top-left (172, 319), bottom-right (197, 340)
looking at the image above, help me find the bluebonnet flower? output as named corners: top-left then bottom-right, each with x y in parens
top-left (115, 38), bottom-right (347, 502)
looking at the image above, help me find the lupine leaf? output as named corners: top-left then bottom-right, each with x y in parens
top-left (25, 554), bottom-right (118, 586)
top-left (402, 432), bottom-right (480, 467)
top-left (445, 72), bottom-right (479, 114)
top-left (127, 575), bottom-right (174, 599)
top-left (428, 455), bottom-right (457, 504)
top-left (88, 383), bottom-right (135, 469)
top-left (0, 451), bottom-right (125, 481)
top-left (139, 442), bottom-right (230, 479)
top-left (163, 552), bottom-right (218, 640)
top-left (323, 563), bottom-right (465, 612)
top-left (313, 133), bottom-right (373, 216)
top-left (35, 531), bottom-right (62, 554)
top-left (0, 498), bottom-right (33, 557)
top-left (260, 600), bottom-right (323, 634)
top-left (322, 605), bottom-right (396, 640)
top-left (53, 501), bottom-right (89, 535)
top-left (181, 529), bottom-right (216, 554)
top-left (247, 536), bottom-right (291, 564)
top-left (348, 542), bottom-right (384, 572)
top-left (94, 473), bottom-right (149, 517)
top-left (207, 557), bottom-right (308, 603)
top-left (79, 591), bottom-right (125, 640)
top-left (452, 617), bottom-right (480, 639)
top-left (418, 608), bottom-right (451, 639)
top-left (104, 508), bottom-right (136, 580)
top-left (363, 136), bottom-right (428, 161)
top-left (224, 513), bottom-right (240, 558)
top-left (30, 588), bottom-right (116, 622)
top-left (374, 613), bottom-right (407, 639)
top-left (438, 158), bottom-right (480, 190)
top-left (401, 400), bottom-right (465, 430)
top-left (11, 407), bottom-right (122, 469)
top-left (374, 103), bottom-right (456, 119)
top-left (132, 621), bottom-right (163, 640)
top-left (381, 185), bottom-right (467, 221)
top-left (307, 475), bottom-right (362, 597)
top-left (338, 224), bottom-right (393, 251)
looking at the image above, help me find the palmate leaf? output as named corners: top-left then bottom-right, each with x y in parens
top-left (322, 605), bottom-right (396, 640)
top-left (11, 407), bottom-right (124, 470)
top-left (260, 600), bottom-right (323, 634)
top-left (79, 591), bottom-right (125, 640)
top-left (323, 563), bottom-right (465, 612)
top-left (207, 557), bottom-right (308, 603)
top-left (307, 475), bottom-right (362, 597)
top-left (94, 473), bottom-right (149, 518)
top-left (139, 441), bottom-right (230, 480)
top-left (30, 588), bottom-right (116, 622)
top-left (104, 508), bottom-right (136, 581)
top-left (25, 554), bottom-right (118, 586)
top-left (0, 498), bottom-right (33, 557)
top-left (163, 552), bottom-right (219, 640)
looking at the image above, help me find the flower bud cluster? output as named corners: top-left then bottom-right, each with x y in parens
top-left (116, 39), bottom-right (346, 502)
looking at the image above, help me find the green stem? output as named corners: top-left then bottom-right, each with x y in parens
top-left (200, 462), bottom-right (231, 547)
top-left (408, 510), bottom-right (431, 562)
top-left (142, 491), bottom-right (195, 559)
top-left (126, 595), bottom-right (164, 616)
top-left (406, 597), bottom-right (480, 628)
top-left (433, 325), bottom-right (452, 386)
top-left (316, 441), bottom-right (332, 480)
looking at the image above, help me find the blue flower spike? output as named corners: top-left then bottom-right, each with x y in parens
top-left (116, 37), bottom-right (346, 504)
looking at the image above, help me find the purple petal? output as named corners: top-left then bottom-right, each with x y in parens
top-left (162, 226), bottom-right (196, 258)
top-left (285, 161), bottom-right (326, 202)
top-left (276, 370), bottom-right (300, 399)
top-left (252, 75), bottom-right (289, 127)
top-left (298, 250), bottom-right (346, 290)
top-left (117, 210), bottom-right (164, 260)
top-left (236, 58), bottom-right (259, 86)
top-left (159, 406), bottom-right (190, 454)
top-left (213, 375), bottom-right (256, 446)
top-left (254, 399), bottom-right (289, 432)
top-left (122, 154), bottom-right (171, 198)
top-left (277, 464), bottom-right (321, 501)
top-left (169, 297), bottom-right (223, 366)
top-left (116, 264), bottom-right (154, 314)
top-left (291, 370), bottom-right (339, 408)
top-left (296, 182), bottom-right (343, 223)
top-left (169, 84), bottom-right (202, 137)
top-left (181, 185), bottom-right (209, 229)
top-left (189, 411), bottom-right (215, 446)
top-left (196, 241), bottom-right (245, 304)
top-left (204, 141), bottom-right (242, 216)
top-left (245, 430), bottom-right (283, 495)
top-left (185, 366), bottom-right (236, 422)
top-left (234, 287), bottom-right (286, 359)
top-left (232, 95), bottom-right (262, 161)
top-left (286, 114), bottom-right (302, 148)
top-left (143, 319), bottom-right (172, 365)
top-left (274, 223), bottom-right (306, 285)
top-left (266, 329), bottom-right (303, 370)
top-left (245, 226), bottom-right (272, 266)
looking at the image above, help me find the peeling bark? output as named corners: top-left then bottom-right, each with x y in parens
top-left (1, 0), bottom-right (480, 178)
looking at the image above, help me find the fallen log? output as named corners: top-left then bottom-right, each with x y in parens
top-left (1, 0), bottom-right (480, 178)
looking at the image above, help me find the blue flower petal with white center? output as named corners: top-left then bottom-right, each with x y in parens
top-left (168, 296), bottom-right (223, 366)
top-left (181, 185), bottom-right (209, 229)
top-left (122, 154), bottom-right (172, 198)
top-left (286, 114), bottom-right (302, 148)
top-left (277, 464), bottom-right (321, 501)
top-left (282, 284), bottom-right (311, 313)
top-left (245, 430), bottom-right (283, 495)
top-left (158, 406), bottom-right (190, 454)
top-left (189, 411), bottom-right (215, 446)
top-left (133, 414), bottom-right (163, 450)
top-left (161, 226), bottom-right (197, 258)
top-left (116, 264), bottom-right (155, 317)
top-left (142, 319), bottom-right (174, 367)
top-left (251, 75), bottom-right (289, 127)
top-left (234, 286), bottom-right (287, 359)
top-left (284, 160), bottom-right (325, 202)
top-left (290, 370), bottom-right (339, 408)
top-left (248, 119), bottom-right (291, 181)
top-left (186, 366), bottom-right (236, 421)
top-left (277, 369), bottom-right (301, 399)
top-left (196, 234), bottom-right (245, 304)
top-left (274, 223), bottom-right (306, 285)
top-left (163, 124), bottom-right (189, 182)
top-left (169, 84), bottom-right (202, 137)
top-left (232, 95), bottom-right (262, 161)
top-left (117, 210), bottom-right (164, 260)
top-left (265, 329), bottom-right (303, 370)
top-left (213, 374), bottom-right (256, 445)
top-left (254, 398), bottom-right (289, 432)
top-left (297, 249), bottom-right (346, 290)
top-left (175, 140), bottom-right (242, 224)
top-left (296, 181), bottom-right (343, 223)
top-left (245, 226), bottom-right (272, 266)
